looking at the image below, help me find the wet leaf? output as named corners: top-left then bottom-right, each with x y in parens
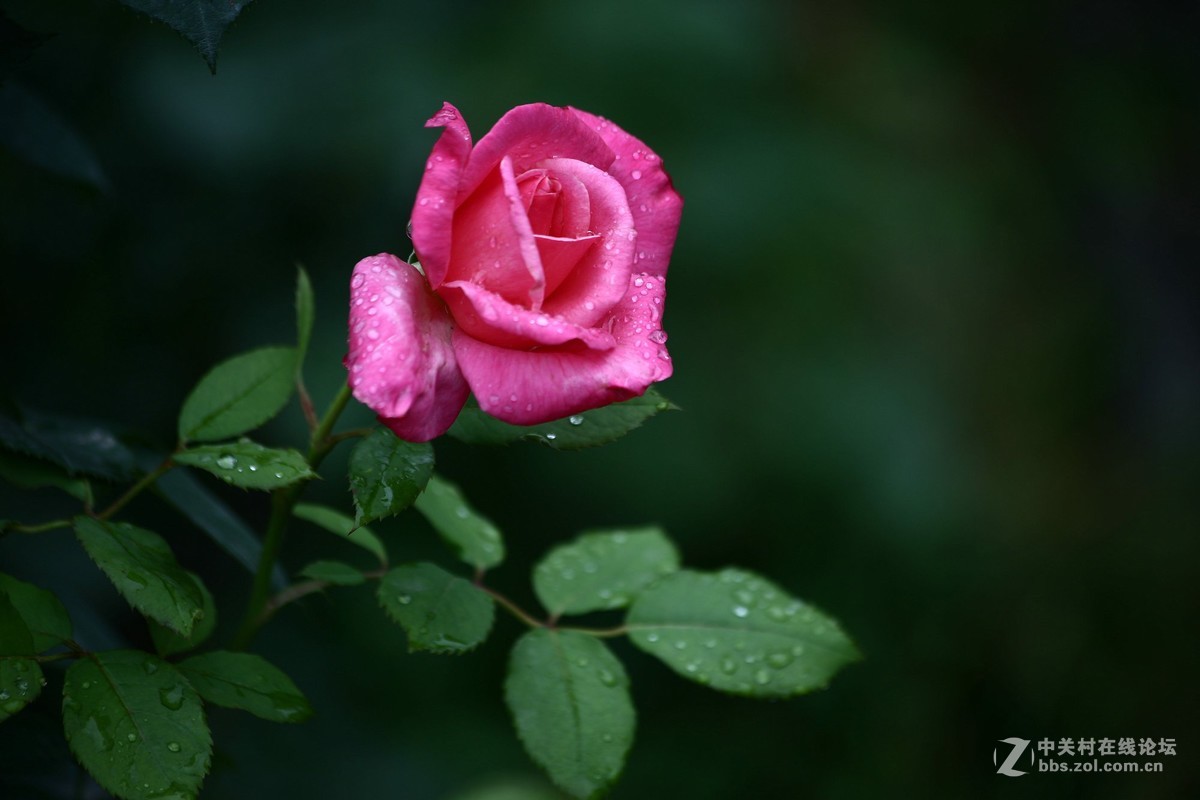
top-left (177, 651), bottom-right (312, 724)
top-left (178, 346), bottom-right (297, 443)
top-left (62, 651), bottom-right (210, 799)
top-left (0, 657), bottom-right (42, 723)
top-left (348, 428), bottom-right (434, 526)
top-left (448, 387), bottom-right (677, 451)
top-left (414, 474), bottom-right (504, 570)
top-left (117, 0), bottom-right (254, 73)
top-left (0, 572), bottom-right (72, 651)
top-left (73, 517), bottom-right (203, 636)
top-left (293, 503), bottom-right (388, 567)
top-left (0, 407), bottom-right (136, 481)
top-left (298, 560), bottom-right (364, 586)
top-left (626, 568), bottom-right (860, 697)
top-left (0, 449), bottom-right (90, 500)
top-left (505, 630), bottom-right (634, 799)
top-left (148, 573), bottom-right (216, 658)
top-left (377, 563), bottom-right (494, 654)
top-left (533, 527), bottom-right (679, 617)
top-left (174, 440), bottom-right (314, 490)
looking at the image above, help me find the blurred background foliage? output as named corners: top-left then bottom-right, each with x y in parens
top-left (1, 0), bottom-right (1197, 798)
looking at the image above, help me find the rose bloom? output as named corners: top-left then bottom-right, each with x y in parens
top-left (346, 102), bottom-right (682, 441)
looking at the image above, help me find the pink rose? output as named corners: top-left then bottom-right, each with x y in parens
top-left (346, 102), bottom-right (682, 441)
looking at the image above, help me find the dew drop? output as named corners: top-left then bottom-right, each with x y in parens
top-left (159, 685), bottom-right (185, 711)
top-left (732, 605), bottom-right (750, 618)
top-left (397, 595), bottom-right (412, 605)
top-left (167, 742), bottom-right (182, 753)
top-left (597, 669), bottom-right (618, 687)
top-left (719, 657), bottom-right (738, 675)
top-left (755, 668), bottom-right (772, 686)
top-left (568, 415), bottom-right (584, 426)
top-left (216, 455), bottom-right (237, 470)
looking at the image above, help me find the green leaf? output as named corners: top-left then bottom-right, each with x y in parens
top-left (0, 573), bottom-right (72, 651)
top-left (377, 563), bottom-right (494, 654)
top-left (626, 568), bottom-right (860, 697)
top-left (0, 657), bottom-right (43, 723)
top-left (173, 440), bottom-right (315, 490)
top-left (0, 449), bottom-right (90, 500)
top-left (62, 651), bottom-right (210, 799)
top-left (73, 517), bottom-right (204, 636)
top-left (448, 387), bottom-right (677, 451)
top-left (116, 0), bottom-right (253, 73)
top-left (295, 265), bottom-right (315, 371)
top-left (298, 560), bottom-right (364, 586)
top-left (148, 573), bottom-right (216, 658)
top-left (533, 527), bottom-right (679, 617)
top-left (0, 590), bottom-right (34, 655)
top-left (348, 428), bottom-right (434, 526)
top-left (154, 467), bottom-right (287, 590)
top-left (177, 651), bottom-right (312, 724)
top-left (414, 474), bottom-right (505, 570)
top-left (178, 346), bottom-right (298, 443)
top-left (293, 503), bottom-right (388, 567)
top-left (505, 630), bottom-right (634, 799)
top-left (0, 407), bottom-right (136, 480)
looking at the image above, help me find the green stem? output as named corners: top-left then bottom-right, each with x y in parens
top-left (7, 519), bottom-right (72, 535)
top-left (95, 455), bottom-right (175, 521)
top-left (230, 383), bottom-right (355, 650)
top-left (478, 585), bottom-right (545, 630)
top-left (558, 624), bottom-right (629, 639)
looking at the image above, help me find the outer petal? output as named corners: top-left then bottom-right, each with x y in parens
top-left (569, 108), bottom-right (683, 278)
top-left (346, 253), bottom-right (468, 441)
top-left (439, 280), bottom-right (615, 351)
top-left (458, 104), bottom-right (614, 202)
top-left (412, 103), bottom-right (473, 288)
top-left (452, 272), bottom-right (671, 425)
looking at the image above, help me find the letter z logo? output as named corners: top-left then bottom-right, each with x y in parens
top-left (994, 737), bottom-right (1033, 776)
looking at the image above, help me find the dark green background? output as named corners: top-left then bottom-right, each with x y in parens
top-left (1, 1), bottom-right (1197, 798)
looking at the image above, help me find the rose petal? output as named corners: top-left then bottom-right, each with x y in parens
top-left (444, 155), bottom-right (546, 308)
top-left (536, 234), bottom-right (601, 297)
top-left (458, 104), bottom-right (614, 202)
top-left (569, 107), bottom-right (683, 278)
top-left (345, 253), bottom-right (468, 441)
top-left (439, 280), bottom-right (615, 351)
top-left (537, 157), bottom-right (636, 327)
top-left (452, 272), bottom-right (671, 425)
top-left (412, 103), bottom-right (474, 288)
